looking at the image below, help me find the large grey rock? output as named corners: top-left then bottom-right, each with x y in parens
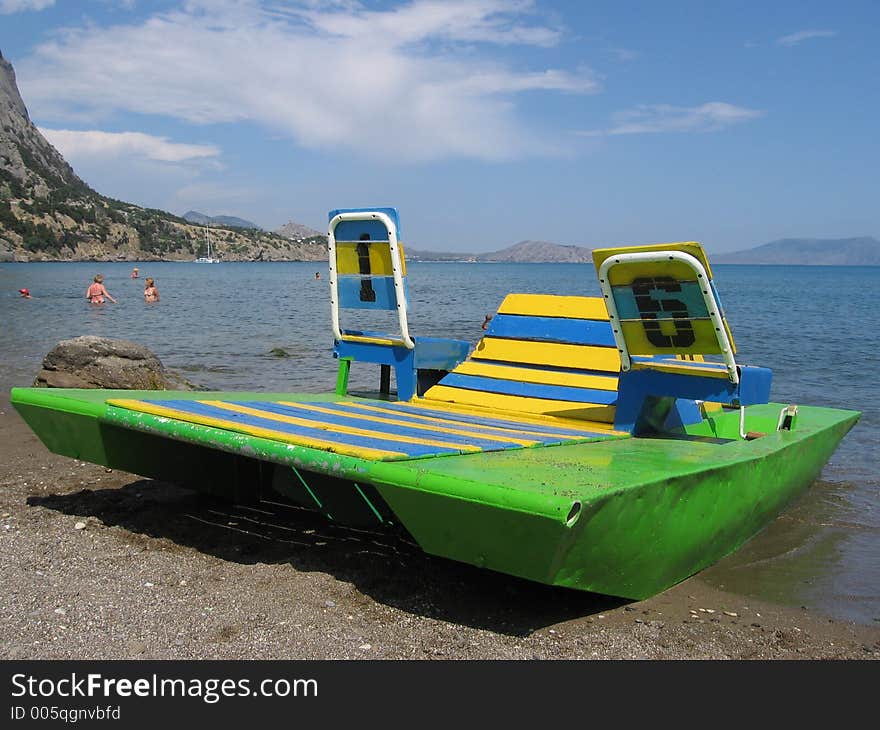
top-left (34, 336), bottom-right (195, 390)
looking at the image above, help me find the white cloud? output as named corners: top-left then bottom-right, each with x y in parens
top-left (777, 30), bottom-right (837, 47)
top-left (0, 0), bottom-right (54, 14)
top-left (18, 0), bottom-right (596, 161)
top-left (578, 102), bottom-right (764, 136)
top-left (297, 0), bottom-right (563, 47)
top-left (39, 128), bottom-right (220, 163)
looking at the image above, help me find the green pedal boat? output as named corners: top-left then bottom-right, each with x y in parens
top-left (10, 208), bottom-right (860, 599)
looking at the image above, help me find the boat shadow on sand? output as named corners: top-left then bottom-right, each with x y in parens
top-left (28, 478), bottom-right (627, 636)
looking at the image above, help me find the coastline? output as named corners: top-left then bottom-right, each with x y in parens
top-left (1, 392), bottom-right (877, 660)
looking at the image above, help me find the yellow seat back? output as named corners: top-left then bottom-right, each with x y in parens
top-left (592, 242), bottom-right (737, 378)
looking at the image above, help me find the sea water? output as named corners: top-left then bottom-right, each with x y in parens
top-left (0, 260), bottom-right (877, 625)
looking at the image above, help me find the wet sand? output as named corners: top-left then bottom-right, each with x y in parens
top-left (1, 393), bottom-right (878, 660)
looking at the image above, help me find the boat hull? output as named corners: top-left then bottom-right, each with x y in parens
top-left (10, 387), bottom-right (859, 599)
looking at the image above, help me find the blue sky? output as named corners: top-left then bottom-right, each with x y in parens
top-left (1, 0), bottom-right (877, 253)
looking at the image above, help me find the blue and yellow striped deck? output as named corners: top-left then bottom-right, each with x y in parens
top-left (422, 293), bottom-right (623, 422)
top-left (106, 398), bottom-right (627, 462)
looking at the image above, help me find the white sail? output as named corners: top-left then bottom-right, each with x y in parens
top-left (195, 226), bottom-right (220, 263)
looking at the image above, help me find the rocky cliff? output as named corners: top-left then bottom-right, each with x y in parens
top-left (0, 50), bottom-right (326, 263)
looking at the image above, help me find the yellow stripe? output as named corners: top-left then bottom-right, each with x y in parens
top-left (335, 241), bottom-right (406, 276)
top-left (631, 359), bottom-right (731, 378)
top-left (452, 360), bottom-right (619, 391)
top-left (277, 401), bottom-right (542, 446)
top-left (340, 334), bottom-right (408, 347)
top-left (106, 399), bottom-right (403, 460)
top-left (619, 320), bottom-right (726, 356)
top-left (603, 260), bottom-right (703, 287)
top-left (422, 386), bottom-right (618, 424)
top-left (497, 293), bottom-right (609, 320)
top-left (203, 400), bottom-right (480, 453)
top-left (592, 241), bottom-right (714, 284)
top-left (472, 337), bottom-right (621, 373)
top-left (337, 401), bottom-right (592, 441)
top-left (407, 396), bottom-right (623, 433)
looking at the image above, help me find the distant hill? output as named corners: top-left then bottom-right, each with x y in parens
top-left (480, 240), bottom-right (593, 263)
top-left (406, 248), bottom-right (476, 262)
top-left (276, 220), bottom-right (323, 240)
top-left (408, 240), bottom-right (594, 263)
top-left (183, 210), bottom-right (260, 230)
top-left (714, 237), bottom-right (880, 265)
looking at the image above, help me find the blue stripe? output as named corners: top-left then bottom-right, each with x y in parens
top-left (235, 401), bottom-right (532, 450)
top-left (329, 207), bottom-right (400, 238)
top-left (332, 220), bottom-right (391, 242)
top-left (371, 402), bottom-right (615, 438)
top-left (436, 374), bottom-right (619, 405)
top-left (321, 402), bottom-right (579, 442)
top-left (612, 281), bottom-right (710, 320)
top-left (486, 314), bottom-right (616, 347)
top-left (337, 275), bottom-right (401, 310)
top-left (141, 400), bottom-right (460, 458)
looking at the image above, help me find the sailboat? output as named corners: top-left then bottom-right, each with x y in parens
top-left (194, 226), bottom-right (220, 263)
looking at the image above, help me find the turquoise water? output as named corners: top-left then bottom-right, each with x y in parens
top-left (1, 261), bottom-right (877, 624)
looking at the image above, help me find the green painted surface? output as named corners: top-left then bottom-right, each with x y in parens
top-left (335, 358), bottom-right (351, 396)
top-left (9, 387), bottom-right (860, 598)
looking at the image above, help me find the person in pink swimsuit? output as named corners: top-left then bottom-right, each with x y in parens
top-left (143, 277), bottom-right (159, 303)
top-left (86, 274), bottom-right (116, 304)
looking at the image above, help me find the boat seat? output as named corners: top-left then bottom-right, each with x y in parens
top-left (592, 241), bottom-right (772, 432)
top-left (329, 207), bottom-right (470, 400)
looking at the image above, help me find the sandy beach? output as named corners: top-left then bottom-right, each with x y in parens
top-left (1, 393), bottom-right (877, 661)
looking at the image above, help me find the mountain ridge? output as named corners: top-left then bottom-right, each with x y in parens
top-left (182, 210), bottom-right (261, 230)
top-left (713, 236), bottom-right (880, 265)
top-left (407, 239), bottom-right (594, 263)
top-left (407, 236), bottom-right (880, 265)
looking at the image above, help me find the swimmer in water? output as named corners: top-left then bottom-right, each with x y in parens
top-left (144, 277), bottom-right (159, 303)
top-left (86, 274), bottom-right (116, 304)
